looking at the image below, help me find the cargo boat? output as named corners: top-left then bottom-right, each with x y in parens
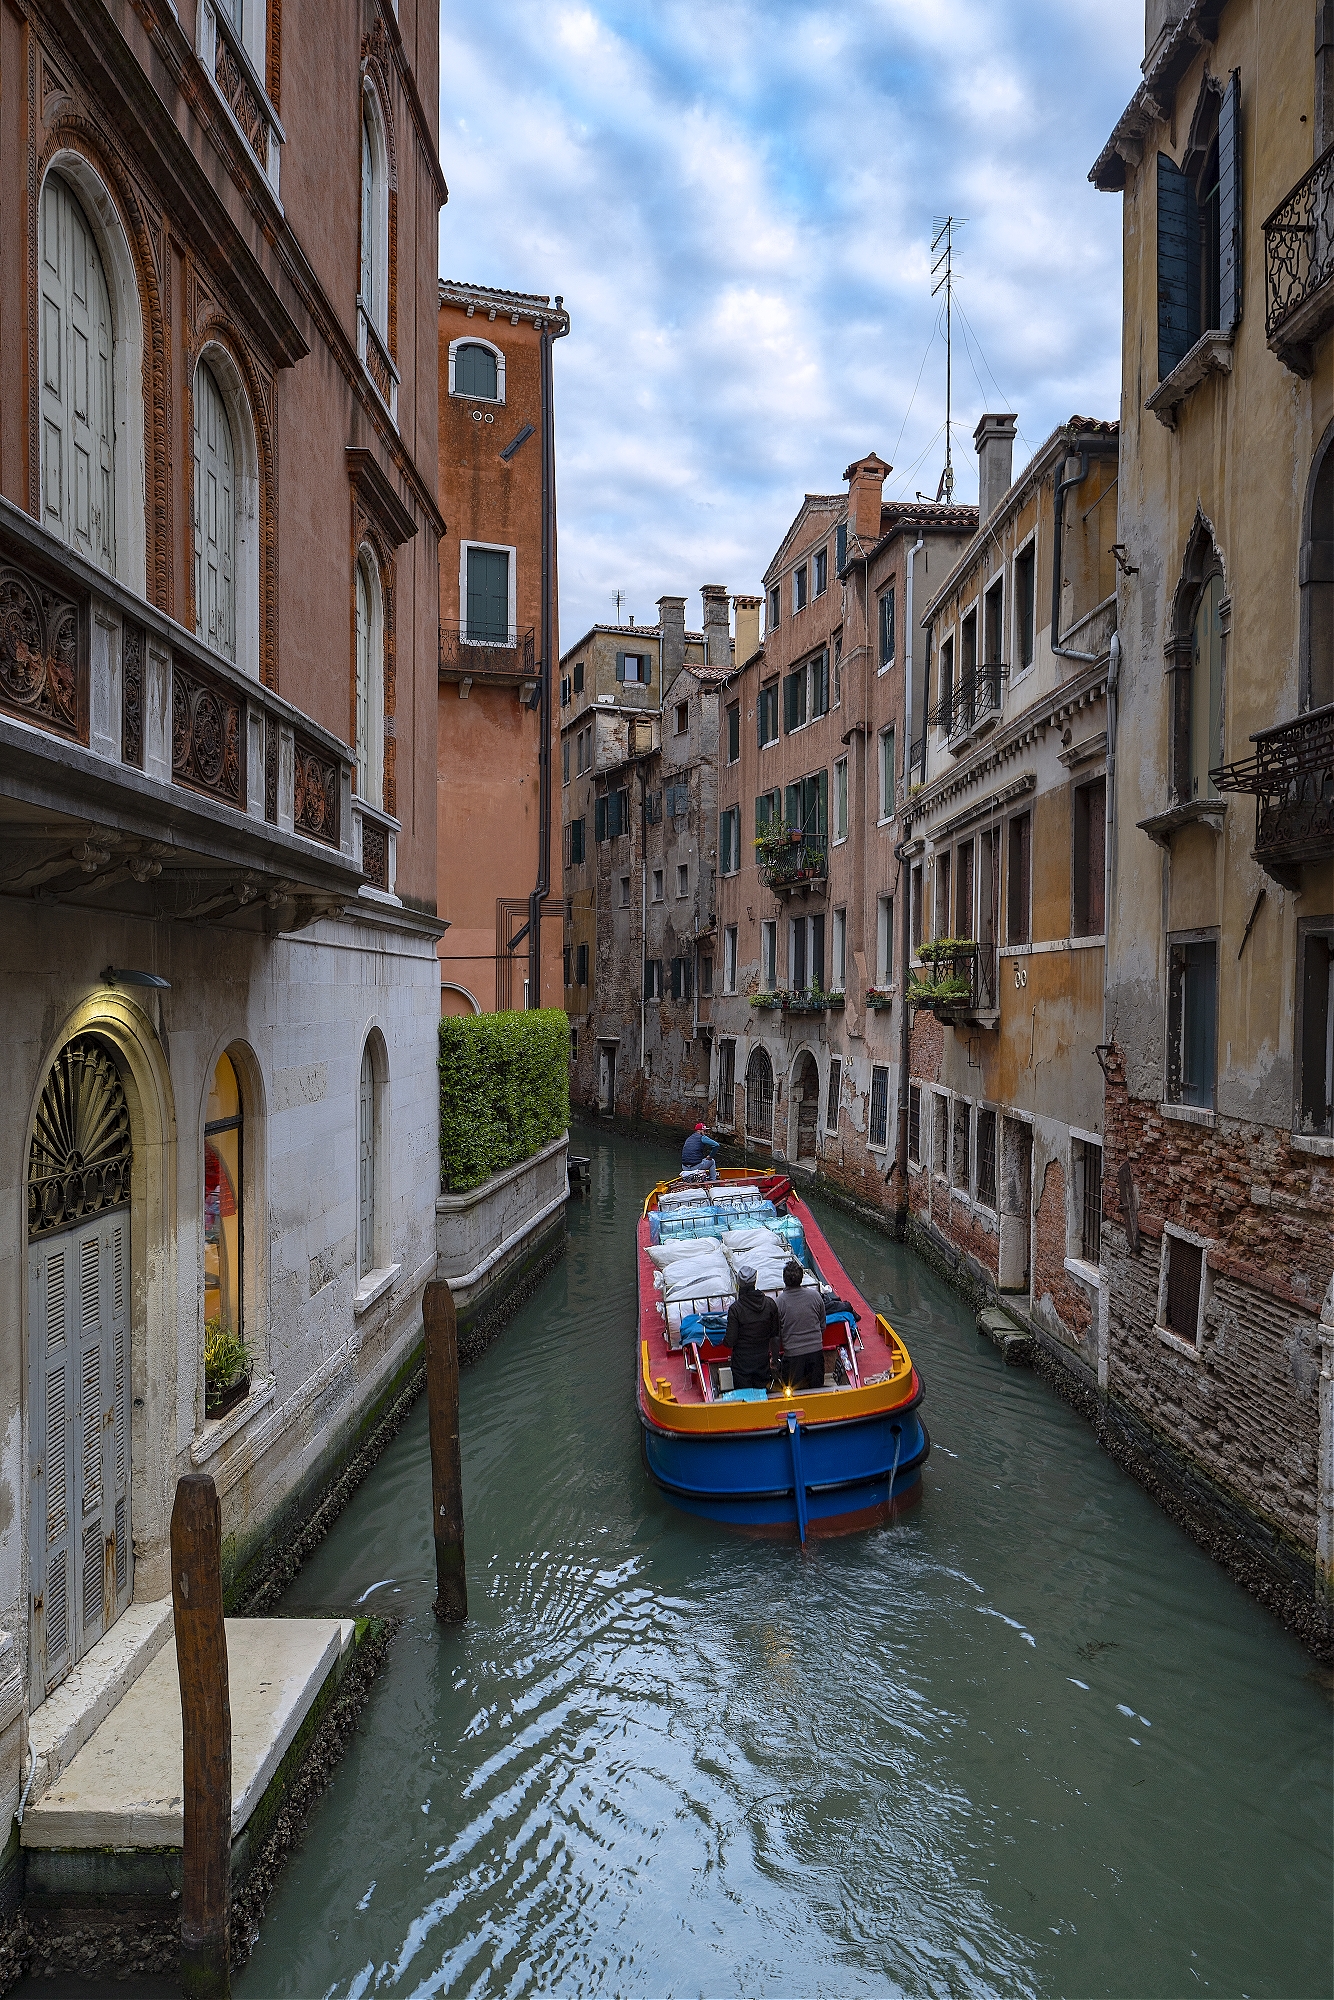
top-left (637, 1168), bottom-right (928, 1541)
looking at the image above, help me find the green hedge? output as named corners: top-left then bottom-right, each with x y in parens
top-left (438, 1009), bottom-right (570, 1192)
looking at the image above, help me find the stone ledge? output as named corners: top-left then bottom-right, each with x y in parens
top-left (189, 1374), bottom-right (276, 1467)
top-left (25, 1599), bottom-right (175, 1807)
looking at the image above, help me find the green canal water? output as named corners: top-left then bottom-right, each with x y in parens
top-left (229, 1120), bottom-right (1332, 2000)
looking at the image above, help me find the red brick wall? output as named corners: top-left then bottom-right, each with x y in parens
top-left (1034, 1155), bottom-right (1093, 1341)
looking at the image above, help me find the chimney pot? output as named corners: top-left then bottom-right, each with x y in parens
top-left (700, 585), bottom-right (731, 670)
top-left (656, 595), bottom-right (687, 691)
top-left (842, 453), bottom-right (891, 546)
top-left (732, 594), bottom-right (761, 667)
top-left (973, 413), bottom-right (1017, 525)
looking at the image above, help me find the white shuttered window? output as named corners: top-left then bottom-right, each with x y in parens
top-left (39, 173), bottom-right (116, 575)
top-left (193, 361), bottom-right (237, 663)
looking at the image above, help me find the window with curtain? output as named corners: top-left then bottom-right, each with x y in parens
top-left (204, 1054), bottom-right (243, 1339)
top-left (193, 361), bottom-right (237, 663)
top-left (39, 172), bottom-right (117, 577)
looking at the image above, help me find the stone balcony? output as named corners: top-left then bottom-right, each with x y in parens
top-left (0, 497), bottom-right (388, 932)
top-left (1263, 141), bottom-right (1334, 377)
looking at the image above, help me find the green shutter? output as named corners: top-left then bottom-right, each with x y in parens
top-left (1218, 71), bottom-right (1242, 335)
top-left (466, 546), bottom-right (509, 643)
top-left (816, 769), bottom-right (828, 836)
top-left (595, 796), bottom-right (607, 842)
top-left (1157, 153), bottom-right (1199, 380)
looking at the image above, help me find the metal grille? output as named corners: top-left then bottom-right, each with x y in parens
top-left (1080, 1144), bottom-right (1103, 1264)
top-left (1262, 140), bottom-right (1334, 341)
top-left (826, 1058), bottom-right (842, 1133)
top-left (745, 1048), bottom-right (774, 1139)
top-left (1165, 1236), bottom-right (1203, 1339)
top-left (869, 1066), bottom-right (890, 1150)
top-left (976, 1109), bottom-right (997, 1208)
top-left (908, 1086), bottom-right (921, 1164)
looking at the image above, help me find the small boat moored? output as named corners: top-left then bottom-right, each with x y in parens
top-left (636, 1169), bottom-right (928, 1541)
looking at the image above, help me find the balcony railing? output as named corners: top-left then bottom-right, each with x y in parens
top-left (928, 664), bottom-right (1007, 745)
top-left (1211, 703), bottom-right (1334, 887)
top-left (0, 497), bottom-right (369, 928)
top-left (1263, 141), bottom-right (1334, 371)
top-left (756, 829), bottom-right (828, 894)
top-left (199, 0), bottom-right (285, 194)
top-left (439, 623), bottom-right (537, 686)
top-left (907, 939), bottom-right (1000, 1025)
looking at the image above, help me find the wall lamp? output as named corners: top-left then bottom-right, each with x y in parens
top-left (101, 967), bottom-right (172, 990)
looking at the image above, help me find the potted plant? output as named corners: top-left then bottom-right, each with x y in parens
top-left (749, 988), bottom-right (785, 1010)
top-left (824, 988), bottom-right (845, 1010)
top-left (204, 1316), bottom-right (252, 1420)
top-left (864, 985), bottom-right (896, 1009)
top-left (787, 984), bottom-right (825, 1014)
top-left (918, 937), bottom-right (979, 964)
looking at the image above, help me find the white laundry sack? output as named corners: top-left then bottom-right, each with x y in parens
top-left (648, 1238), bottom-right (725, 1272)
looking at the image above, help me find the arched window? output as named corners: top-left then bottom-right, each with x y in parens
top-left (193, 360), bottom-right (237, 663)
top-left (1167, 514), bottom-right (1225, 803)
top-left (204, 1053), bottom-right (242, 1340)
top-left (359, 92), bottom-right (389, 338)
top-left (355, 551), bottom-right (384, 808)
top-left (357, 1033), bottom-right (387, 1281)
top-left (1302, 427), bottom-right (1334, 714)
top-left (745, 1044), bottom-right (775, 1141)
top-left (454, 342), bottom-right (498, 399)
top-left (39, 172), bottom-right (117, 576)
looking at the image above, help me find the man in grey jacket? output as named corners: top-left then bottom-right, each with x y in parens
top-left (776, 1259), bottom-right (825, 1390)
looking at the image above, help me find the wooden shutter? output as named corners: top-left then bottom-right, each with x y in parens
top-left (193, 363), bottom-right (236, 663)
top-left (29, 1236), bottom-right (74, 1693)
top-left (466, 547), bottom-right (509, 643)
top-left (39, 173), bottom-right (116, 575)
top-left (615, 652), bottom-right (627, 681)
top-left (785, 782), bottom-right (801, 829)
top-left (1218, 71), bottom-right (1242, 335)
top-left (1157, 153), bottom-right (1199, 380)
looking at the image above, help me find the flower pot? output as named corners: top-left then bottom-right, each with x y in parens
top-left (206, 1371), bottom-right (251, 1422)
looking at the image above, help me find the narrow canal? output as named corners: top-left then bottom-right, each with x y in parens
top-left (238, 1120), bottom-right (1331, 2000)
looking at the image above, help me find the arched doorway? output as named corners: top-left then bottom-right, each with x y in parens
top-left (744, 1045), bottom-right (774, 1143)
top-left (27, 1038), bottom-right (134, 1699)
top-left (791, 1050), bottom-right (819, 1165)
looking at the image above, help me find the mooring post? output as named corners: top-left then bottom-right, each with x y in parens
top-left (423, 1280), bottom-right (467, 1622)
top-left (171, 1472), bottom-right (231, 2000)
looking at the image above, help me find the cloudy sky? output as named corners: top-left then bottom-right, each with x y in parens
top-left (437, 0), bottom-right (1143, 648)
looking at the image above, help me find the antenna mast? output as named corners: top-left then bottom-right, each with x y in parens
top-left (931, 216), bottom-right (966, 504)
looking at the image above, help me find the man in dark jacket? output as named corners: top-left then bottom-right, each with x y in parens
top-left (680, 1122), bottom-right (720, 1178)
top-left (777, 1258), bottom-right (826, 1390)
top-left (725, 1265), bottom-right (781, 1390)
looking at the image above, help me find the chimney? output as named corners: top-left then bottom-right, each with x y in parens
top-left (974, 413), bottom-right (1017, 524)
top-left (842, 454), bottom-right (891, 547)
top-left (732, 594), bottom-right (761, 666)
top-left (700, 585), bottom-right (731, 670)
top-left (656, 595), bottom-right (686, 691)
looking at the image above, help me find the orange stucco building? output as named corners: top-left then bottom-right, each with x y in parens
top-left (436, 281), bottom-right (569, 1014)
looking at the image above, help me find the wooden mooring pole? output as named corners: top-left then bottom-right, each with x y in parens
top-left (423, 1280), bottom-right (467, 1622)
top-left (171, 1472), bottom-right (232, 2000)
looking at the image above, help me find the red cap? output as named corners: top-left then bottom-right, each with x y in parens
top-left (695, 1122), bottom-right (706, 1131)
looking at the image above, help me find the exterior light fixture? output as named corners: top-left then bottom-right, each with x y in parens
top-left (101, 967), bottom-right (172, 990)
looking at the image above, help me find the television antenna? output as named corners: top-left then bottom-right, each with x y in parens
top-left (931, 216), bottom-right (966, 504)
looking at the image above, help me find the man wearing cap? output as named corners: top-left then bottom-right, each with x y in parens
top-left (680, 1122), bottom-right (720, 1181)
top-left (725, 1265), bottom-right (781, 1390)
top-left (777, 1259), bottom-right (826, 1390)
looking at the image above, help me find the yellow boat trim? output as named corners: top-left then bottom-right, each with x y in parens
top-left (639, 1315), bottom-right (917, 1435)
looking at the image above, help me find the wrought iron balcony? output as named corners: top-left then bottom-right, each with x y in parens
top-left (1211, 703), bottom-right (1334, 888)
top-left (0, 497), bottom-right (371, 931)
top-left (928, 665), bottom-right (1007, 747)
top-left (907, 939), bottom-right (1000, 1026)
top-left (756, 829), bottom-right (828, 895)
top-left (1263, 141), bottom-right (1334, 375)
top-left (440, 623), bottom-right (538, 687)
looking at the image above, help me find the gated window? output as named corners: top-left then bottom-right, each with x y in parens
top-left (826, 1057), bottom-right (842, 1133)
top-left (194, 361), bottom-right (237, 664)
top-left (465, 545), bottom-right (510, 644)
top-left (204, 1052), bottom-right (243, 1340)
top-left (976, 1107), bottom-right (997, 1207)
top-left (1074, 1139), bottom-right (1103, 1263)
top-left (908, 1085), bottom-right (922, 1164)
top-left (1297, 923), bottom-right (1334, 1138)
top-left (952, 1098), bottom-right (971, 1189)
top-left (869, 1065), bottom-right (890, 1150)
top-left (745, 1044), bottom-right (775, 1139)
top-left (1162, 1231), bottom-right (1205, 1342)
top-left (878, 585), bottom-right (896, 666)
top-left (727, 702), bottom-right (740, 762)
top-left (39, 172), bottom-right (118, 577)
top-left (1167, 933), bottom-right (1218, 1109)
top-left (717, 1038), bottom-right (736, 1125)
top-left (1073, 779), bottom-right (1106, 936)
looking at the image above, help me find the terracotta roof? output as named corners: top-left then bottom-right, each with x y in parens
top-left (439, 281), bottom-right (570, 333)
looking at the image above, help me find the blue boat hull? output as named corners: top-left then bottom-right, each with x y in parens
top-left (640, 1397), bottom-right (930, 1537)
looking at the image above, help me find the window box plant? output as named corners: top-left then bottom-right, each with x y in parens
top-left (786, 986), bottom-right (826, 1014)
top-left (749, 989), bottom-right (786, 1010)
top-left (918, 937), bottom-right (978, 963)
top-left (824, 989), bottom-right (845, 1009)
top-left (906, 973), bottom-right (973, 1008)
top-left (864, 986), bottom-right (896, 1009)
top-left (204, 1317), bottom-right (252, 1421)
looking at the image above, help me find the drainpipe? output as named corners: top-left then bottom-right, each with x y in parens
top-left (528, 312), bottom-right (568, 1008)
top-left (1050, 441), bottom-right (1099, 663)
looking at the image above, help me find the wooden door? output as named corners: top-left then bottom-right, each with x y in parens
top-left (193, 361), bottom-right (236, 663)
top-left (39, 172), bottom-right (116, 574)
top-left (28, 1212), bottom-right (132, 1702)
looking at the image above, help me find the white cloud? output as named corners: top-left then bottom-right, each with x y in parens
top-left (437, 0), bottom-right (1141, 640)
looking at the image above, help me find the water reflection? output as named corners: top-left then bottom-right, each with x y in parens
top-left (234, 1120), bottom-right (1330, 2000)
